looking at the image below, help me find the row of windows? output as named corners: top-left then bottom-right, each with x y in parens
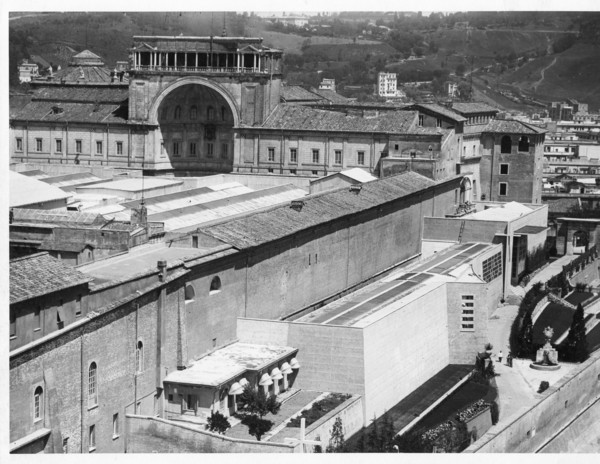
top-left (87, 414), bottom-right (120, 453)
top-left (482, 252), bottom-right (503, 283)
top-left (264, 148), bottom-right (367, 165)
top-left (15, 138), bottom-right (124, 155)
top-left (184, 276), bottom-right (221, 301)
top-left (165, 141), bottom-right (228, 158)
top-left (500, 135), bottom-right (530, 154)
top-left (461, 295), bottom-right (475, 331)
top-left (161, 105), bottom-right (228, 122)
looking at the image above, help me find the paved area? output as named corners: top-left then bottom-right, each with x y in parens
top-left (525, 255), bottom-right (579, 292)
top-left (227, 389), bottom-right (323, 441)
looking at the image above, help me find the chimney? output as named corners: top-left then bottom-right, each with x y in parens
top-left (157, 260), bottom-right (167, 281)
top-left (350, 184), bottom-right (362, 193)
top-left (290, 200), bottom-right (305, 211)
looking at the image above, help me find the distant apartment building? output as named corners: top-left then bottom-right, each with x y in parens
top-left (377, 72), bottom-right (398, 98)
top-left (18, 60), bottom-right (39, 83)
top-left (318, 78), bottom-right (336, 92)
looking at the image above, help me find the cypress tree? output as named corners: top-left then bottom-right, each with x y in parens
top-left (565, 303), bottom-right (589, 362)
top-left (367, 415), bottom-right (380, 452)
top-left (518, 311), bottom-right (534, 357)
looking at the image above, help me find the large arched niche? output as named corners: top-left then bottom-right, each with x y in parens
top-left (151, 79), bottom-right (239, 172)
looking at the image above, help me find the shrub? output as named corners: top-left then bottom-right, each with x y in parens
top-left (207, 410), bottom-right (231, 434)
top-left (538, 381), bottom-right (550, 393)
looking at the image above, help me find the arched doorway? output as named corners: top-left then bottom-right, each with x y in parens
top-left (154, 82), bottom-right (237, 173)
top-left (459, 177), bottom-right (472, 203)
top-left (573, 230), bottom-right (588, 252)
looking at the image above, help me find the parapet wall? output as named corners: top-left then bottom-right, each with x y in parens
top-left (125, 415), bottom-right (298, 453)
top-left (465, 350), bottom-right (600, 453)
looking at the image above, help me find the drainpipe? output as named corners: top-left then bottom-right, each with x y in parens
top-left (156, 260), bottom-right (167, 390)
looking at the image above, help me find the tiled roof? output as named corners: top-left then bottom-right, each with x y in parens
top-left (200, 171), bottom-right (441, 250)
top-left (311, 88), bottom-right (351, 104)
top-left (12, 208), bottom-right (105, 225)
top-left (281, 85), bottom-right (322, 102)
top-left (451, 102), bottom-right (499, 114)
top-left (409, 103), bottom-right (467, 123)
top-left (10, 252), bottom-right (93, 304)
top-left (482, 119), bottom-right (547, 135)
top-left (261, 104), bottom-right (417, 134)
top-left (31, 86), bottom-right (129, 103)
top-left (73, 50), bottom-right (102, 60)
top-left (11, 101), bottom-right (127, 124)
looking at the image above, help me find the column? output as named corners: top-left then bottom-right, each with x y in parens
top-left (195, 52), bottom-right (198, 68)
top-left (184, 53), bottom-right (187, 68)
top-left (253, 54), bottom-right (256, 71)
top-left (175, 52), bottom-right (178, 69)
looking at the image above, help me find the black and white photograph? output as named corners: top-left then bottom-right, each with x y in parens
top-left (5, 1), bottom-right (600, 456)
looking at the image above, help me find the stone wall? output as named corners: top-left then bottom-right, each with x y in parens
top-left (465, 350), bottom-right (600, 453)
top-left (125, 415), bottom-right (297, 453)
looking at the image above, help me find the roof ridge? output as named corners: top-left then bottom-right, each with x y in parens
top-left (10, 251), bottom-right (50, 263)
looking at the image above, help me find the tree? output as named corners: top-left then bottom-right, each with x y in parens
top-left (381, 413), bottom-right (396, 452)
top-left (236, 385), bottom-right (281, 440)
top-left (326, 417), bottom-right (345, 452)
top-left (455, 63), bottom-right (466, 76)
top-left (207, 410), bottom-right (231, 434)
top-left (564, 303), bottom-right (589, 362)
top-left (367, 415), bottom-right (381, 452)
top-left (518, 311), bottom-right (534, 357)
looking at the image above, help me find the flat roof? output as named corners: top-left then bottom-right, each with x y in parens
top-left (76, 177), bottom-right (183, 192)
top-left (10, 171), bottom-right (71, 207)
top-left (295, 242), bottom-right (495, 328)
top-left (163, 342), bottom-right (297, 388)
top-left (77, 243), bottom-right (231, 283)
top-left (463, 201), bottom-right (532, 222)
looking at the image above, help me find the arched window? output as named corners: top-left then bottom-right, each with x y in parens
top-left (34, 386), bottom-right (43, 421)
top-left (207, 106), bottom-right (215, 121)
top-left (210, 276), bottom-right (221, 294)
top-left (518, 136), bottom-right (530, 152)
top-left (221, 106), bottom-right (227, 121)
top-left (174, 105), bottom-right (182, 120)
top-left (500, 135), bottom-right (512, 154)
top-left (185, 284), bottom-right (195, 301)
top-left (136, 341), bottom-right (144, 373)
top-left (190, 105), bottom-right (197, 120)
top-left (88, 362), bottom-right (98, 407)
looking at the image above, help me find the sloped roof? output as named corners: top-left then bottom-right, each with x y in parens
top-left (9, 172), bottom-right (71, 208)
top-left (73, 50), bottom-right (102, 60)
top-left (338, 168), bottom-right (378, 183)
top-left (30, 86), bottom-right (129, 103)
top-left (11, 101), bottom-right (127, 124)
top-left (38, 65), bottom-right (127, 84)
top-left (409, 103), bottom-right (467, 123)
top-left (452, 102), bottom-right (499, 115)
top-left (483, 119), bottom-right (547, 135)
top-left (10, 252), bottom-right (93, 304)
top-left (200, 171), bottom-right (440, 250)
top-left (311, 88), bottom-right (351, 104)
top-left (261, 104), bottom-right (417, 134)
top-left (281, 85), bottom-right (323, 102)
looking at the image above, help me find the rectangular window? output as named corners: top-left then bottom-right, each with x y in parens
top-left (16, 137), bottom-right (23, 151)
top-left (207, 142), bottom-right (214, 157)
top-left (312, 149), bottom-right (320, 164)
top-left (268, 168), bottom-right (274, 173)
top-left (76, 140), bottom-right (82, 153)
top-left (461, 295), bottom-right (475, 331)
top-left (10, 311), bottom-right (16, 338)
top-left (189, 142), bottom-right (196, 156)
top-left (192, 235), bottom-right (199, 248)
top-left (290, 169), bottom-right (297, 175)
top-left (36, 138), bottom-right (43, 152)
top-left (499, 182), bottom-right (508, 196)
top-left (357, 151), bottom-right (365, 165)
top-left (113, 413), bottom-right (119, 438)
top-left (116, 141), bottom-right (123, 155)
top-left (394, 144), bottom-right (399, 151)
top-left (89, 425), bottom-right (96, 451)
top-left (96, 141), bottom-right (102, 155)
top-left (418, 115), bottom-right (424, 126)
top-left (334, 150), bottom-right (342, 165)
top-left (290, 148), bottom-right (297, 163)
top-left (268, 147), bottom-right (275, 162)
top-left (55, 139), bottom-right (62, 153)
top-left (173, 141), bottom-right (180, 156)
top-left (76, 295), bottom-right (82, 316)
top-left (35, 306), bottom-right (41, 330)
top-left (500, 163), bottom-right (509, 175)
top-left (436, 118), bottom-right (442, 128)
top-left (312, 170), bottom-right (319, 176)
top-left (160, 141), bottom-right (165, 155)
top-left (221, 143), bottom-right (228, 159)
